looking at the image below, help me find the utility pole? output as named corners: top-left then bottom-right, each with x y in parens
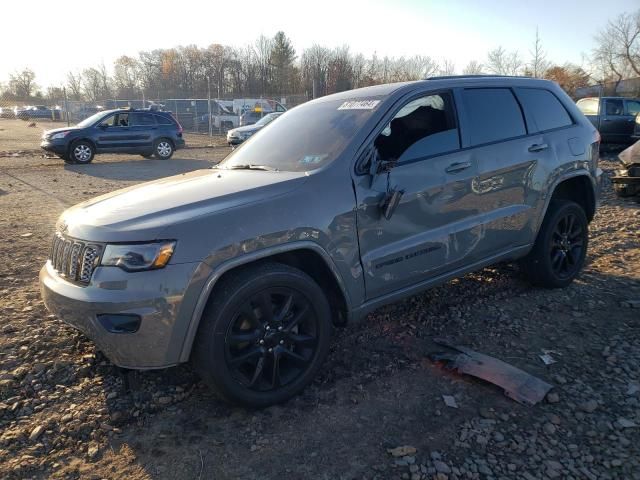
top-left (207, 76), bottom-right (213, 137)
top-left (63, 87), bottom-right (70, 127)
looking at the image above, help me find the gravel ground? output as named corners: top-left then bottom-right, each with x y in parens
top-left (0, 141), bottom-right (639, 479)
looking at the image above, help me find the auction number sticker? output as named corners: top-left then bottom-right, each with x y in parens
top-left (337, 100), bottom-right (380, 110)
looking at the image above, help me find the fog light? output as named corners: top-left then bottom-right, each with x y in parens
top-left (97, 314), bottom-right (141, 334)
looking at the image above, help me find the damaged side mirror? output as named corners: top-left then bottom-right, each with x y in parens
top-left (360, 146), bottom-right (404, 220)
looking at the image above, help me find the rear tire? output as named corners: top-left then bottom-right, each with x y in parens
top-left (521, 200), bottom-right (588, 288)
top-left (153, 139), bottom-right (174, 159)
top-left (192, 262), bottom-right (332, 408)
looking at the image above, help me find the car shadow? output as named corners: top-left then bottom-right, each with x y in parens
top-left (63, 157), bottom-right (216, 182)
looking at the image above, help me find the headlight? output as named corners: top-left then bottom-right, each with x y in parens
top-left (51, 131), bottom-right (70, 139)
top-left (635, 115), bottom-right (640, 124)
top-left (101, 241), bottom-right (176, 272)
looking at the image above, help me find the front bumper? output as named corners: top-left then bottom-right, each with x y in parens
top-left (40, 260), bottom-right (208, 369)
top-left (40, 140), bottom-right (68, 155)
top-left (226, 135), bottom-right (244, 145)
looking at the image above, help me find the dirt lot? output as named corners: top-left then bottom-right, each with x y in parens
top-left (0, 118), bottom-right (639, 480)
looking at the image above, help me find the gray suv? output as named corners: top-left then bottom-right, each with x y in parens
top-left (40, 76), bottom-right (602, 407)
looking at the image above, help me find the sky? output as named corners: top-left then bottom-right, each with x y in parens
top-left (1, 0), bottom-right (638, 88)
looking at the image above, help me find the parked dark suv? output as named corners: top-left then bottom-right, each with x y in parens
top-left (41, 77), bottom-right (601, 407)
top-left (41, 108), bottom-right (185, 164)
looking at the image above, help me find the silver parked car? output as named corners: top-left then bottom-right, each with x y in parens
top-left (41, 76), bottom-right (602, 407)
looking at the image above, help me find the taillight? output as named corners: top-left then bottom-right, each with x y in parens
top-left (171, 114), bottom-right (183, 134)
top-left (590, 141), bottom-right (599, 170)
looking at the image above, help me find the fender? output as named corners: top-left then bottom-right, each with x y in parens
top-left (535, 169), bottom-right (596, 233)
top-left (178, 240), bottom-right (352, 363)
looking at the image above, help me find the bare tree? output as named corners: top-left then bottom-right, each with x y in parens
top-left (113, 56), bottom-right (141, 98)
top-left (529, 27), bottom-right (550, 78)
top-left (486, 46), bottom-right (523, 75)
top-left (593, 9), bottom-right (640, 83)
top-left (462, 60), bottom-right (484, 75)
top-left (66, 71), bottom-right (83, 100)
top-left (253, 35), bottom-right (273, 95)
top-left (9, 69), bottom-right (38, 99)
top-left (438, 59), bottom-right (456, 76)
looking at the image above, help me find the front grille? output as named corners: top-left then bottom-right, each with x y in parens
top-left (50, 234), bottom-right (102, 284)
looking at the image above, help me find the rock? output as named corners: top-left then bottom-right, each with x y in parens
top-left (87, 445), bottom-right (99, 460)
top-left (547, 392), bottom-right (560, 403)
top-left (29, 425), bottom-right (45, 441)
top-left (157, 396), bottom-right (172, 405)
top-left (580, 400), bottom-right (599, 413)
top-left (387, 445), bottom-right (417, 457)
top-left (611, 459), bottom-right (623, 467)
top-left (433, 460), bottom-right (451, 474)
top-left (543, 423), bottom-right (557, 435)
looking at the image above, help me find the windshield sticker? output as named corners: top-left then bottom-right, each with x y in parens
top-left (337, 100), bottom-right (380, 110)
top-left (300, 154), bottom-right (328, 165)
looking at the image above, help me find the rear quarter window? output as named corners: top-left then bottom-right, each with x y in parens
top-left (155, 114), bottom-right (175, 125)
top-left (515, 88), bottom-right (573, 133)
top-left (461, 88), bottom-right (526, 146)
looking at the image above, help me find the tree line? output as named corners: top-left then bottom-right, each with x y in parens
top-left (2, 9), bottom-right (639, 104)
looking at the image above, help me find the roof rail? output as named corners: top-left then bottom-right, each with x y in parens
top-left (426, 74), bottom-right (534, 80)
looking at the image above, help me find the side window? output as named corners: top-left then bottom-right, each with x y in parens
top-left (515, 88), bottom-right (573, 133)
top-left (576, 98), bottom-right (599, 116)
top-left (99, 114), bottom-right (116, 127)
top-left (111, 113), bottom-right (129, 127)
top-left (605, 99), bottom-right (624, 116)
top-left (625, 100), bottom-right (640, 116)
top-left (155, 114), bottom-right (174, 125)
top-left (461, 88), bottom-right (526, 146)
top-left (130, 113), bottom-right (157, 126)
top-left (374, 92), bottom-right (459, 163)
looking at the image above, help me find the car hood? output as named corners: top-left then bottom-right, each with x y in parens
top-left (45, 125), bottom-right (82, 135)
top-left (229, 124), bottom-right (263, 135)
top-left (59, 168), bottom-right (308, 242)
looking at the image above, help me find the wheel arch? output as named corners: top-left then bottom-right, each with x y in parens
top-left (69, 137), bottom-right (97, 153)
top-left (178, 241), bottom-right (351, 363)
top-left (541, 172), bottom-right (596, 226)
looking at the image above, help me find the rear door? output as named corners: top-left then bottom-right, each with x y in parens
top-left (129, 112), bottom-right (157, 150)
top-left (455, 87), bottom-right (554, 257)
top-left (624, 99), bottom-right (640, 139)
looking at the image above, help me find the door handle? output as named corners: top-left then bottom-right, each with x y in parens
top-left (528, 143), bottom-right (548, 152)
top-left (602, 118), bottom-right (612, 122)
top-left (445, 161), bottom-right (472, 173)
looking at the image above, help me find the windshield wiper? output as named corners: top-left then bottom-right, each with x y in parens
top-left (227, 164), bottom-right (277, 171)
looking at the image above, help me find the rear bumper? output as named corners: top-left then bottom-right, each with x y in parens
top-left (175, 137), bottom-right (186, 149)
top-left (40, 260), bottom-right (208, 369)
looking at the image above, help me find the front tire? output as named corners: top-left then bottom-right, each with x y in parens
top-left (192, 262), bottom-right (332, 408)
top-left (70, 141), bottom-right (95, 164)
top-left (153, 139), bottom-right (174, 159)
top-left (521, 200), bottom-right (588, 288)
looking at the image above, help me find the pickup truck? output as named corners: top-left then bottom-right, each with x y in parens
top-left (576, 96), bottom-right (640, 144)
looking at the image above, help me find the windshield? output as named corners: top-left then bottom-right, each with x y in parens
top-left (255, 113), bottom-right (280, 126)
top-left (77, 111), bottom-right (109, 127)
top-left (219, 98), bottom-right (381, 172)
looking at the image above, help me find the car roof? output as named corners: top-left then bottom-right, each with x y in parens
top-left (578, 96), bottom-right (640, 101)
top-left (313, 76), bottom-right (560, 104)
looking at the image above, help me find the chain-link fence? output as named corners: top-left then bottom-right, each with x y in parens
top-left (0, 94), bottom-right (309, 135)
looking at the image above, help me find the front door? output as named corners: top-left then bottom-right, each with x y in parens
top-left (353, 91), bottom-right (483, 299)
top-left (95, 112), bottom-right (134, 151)
top-left (600, 98), bottom-right (628, 143)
